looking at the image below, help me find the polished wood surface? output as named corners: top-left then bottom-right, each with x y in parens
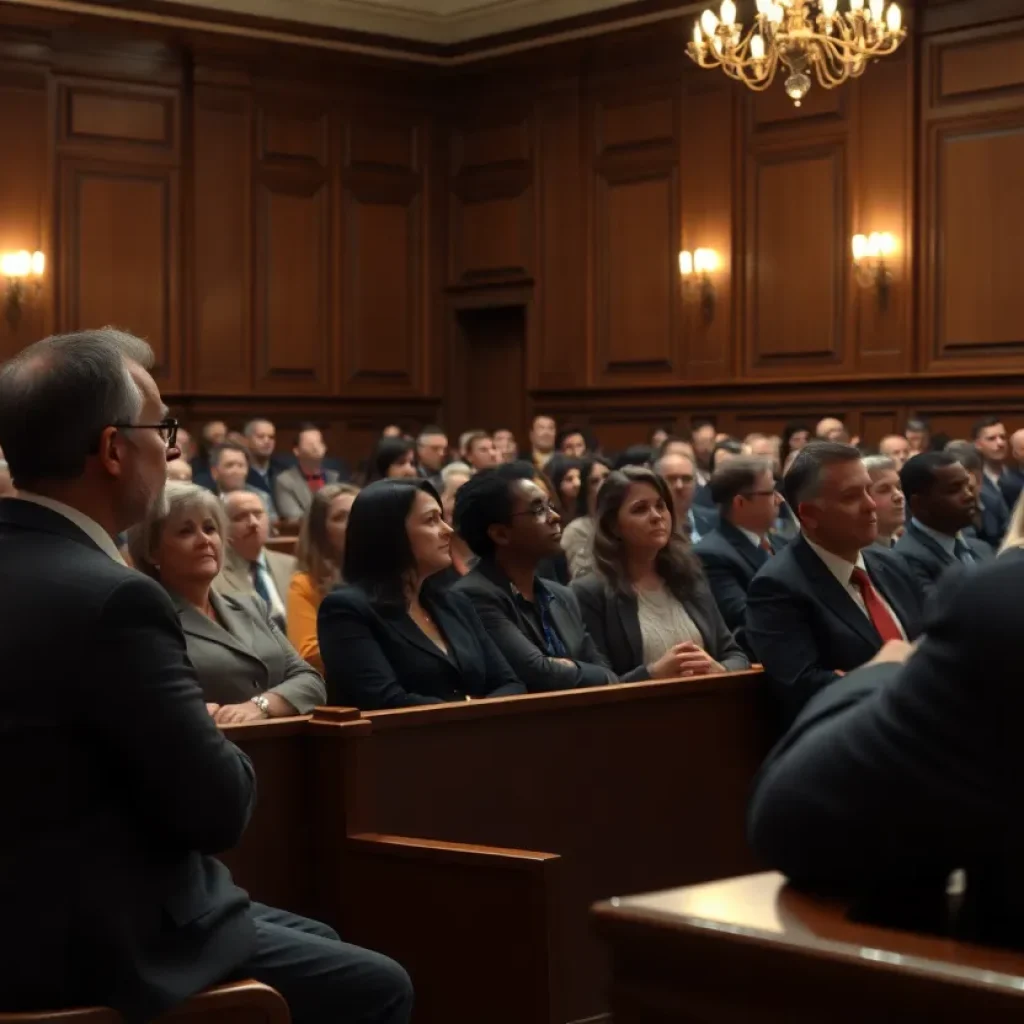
top-left (594, 872), bottom-right (1024, 1022)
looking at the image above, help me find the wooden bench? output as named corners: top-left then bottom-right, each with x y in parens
top-left (592, 872), bottom-right (1024, 1022)
top-left (0, 981), bottom-right (289, 1024)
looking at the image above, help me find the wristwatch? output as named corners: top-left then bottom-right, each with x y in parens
top-left (250, 694), bottom-right (271, 718)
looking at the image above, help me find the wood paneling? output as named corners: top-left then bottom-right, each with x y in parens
top-left (745, 145), bottom-right (846, 374)
top-left (58, 160), bottom-right (179, 386)
top-left (935, 25), bottom-right (1024, 103)
top-left (259, 106), bottom-right (328, 166)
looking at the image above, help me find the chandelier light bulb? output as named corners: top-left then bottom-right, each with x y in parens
top-left (712, 34), bottom-right (724, 53)
top-left (851, 234), bottom-right (868, 262)
top-left (769, 3), bottom-right (785, 23)
top-left (751, 33), bottom-right (766, 58)
top-left (693, 20), bottom-right (703, 42)
top-left (869, 0), bottom-right (884, 18)
top-left (822, 0), bottom-right (838, 15)
top-left (850, 0), bottom-right (864, 11)
top-left (756, 0), bottom-right (772, 14)
top-left (720, 0), bottom-right (736, 24)
top-left (886, 2), bottom-right (902, 29)
top-left (700, 8), bottom-right (719, 34)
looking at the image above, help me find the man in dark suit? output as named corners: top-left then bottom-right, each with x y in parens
top-left (748, 557), bottom-right (1024, 931)
top-left (745, 441), bottom-right (923, 726)
top-left (242, 417), bottom-right (296, 516)
top-left (453, 465), bottom-right (615, 690)
top-left (974, 415), bottom-right (1023, 513)
top-left (945, 440), bottom-right (1008, 548)
top-left (0, 329), bottom-right (411, 1023)
top-left (895, 452), bottom-right (993, 599)
top-left (653, 449), bottom-right (718, 541)
top-left (695, 456), bottom-right (785, 651)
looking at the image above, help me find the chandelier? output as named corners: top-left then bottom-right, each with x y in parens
top-left (686, 0), bottom-right (907, 106)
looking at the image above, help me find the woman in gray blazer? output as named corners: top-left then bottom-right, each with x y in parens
top-left (128, 482), bottom-right (326, 724)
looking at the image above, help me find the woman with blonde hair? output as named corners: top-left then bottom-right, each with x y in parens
top-left (999, 492), bottom-right (1024, 555)
top-left (287, 482), bottom-right (360, 672)
top-left (128, 482), bottom-right (325, 722)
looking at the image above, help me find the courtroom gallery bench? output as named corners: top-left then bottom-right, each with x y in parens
top-left (592, 872), bottom-right (1024, 1023)
top-left (222, 669), bottom-right (774, 1024)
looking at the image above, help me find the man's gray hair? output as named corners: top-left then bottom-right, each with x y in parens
top-left (127, 482), bottom-right (226, 581)
top-left (243, 417), bottom-right (273, 437)
top-left (863, 454), bottom-right (897, 477)
top-left (0, 327), bottom-right (154, 488)
top-left (440, 461), bottom-right (473, 487)
top-left (783, 440), bottom-right (863, 510)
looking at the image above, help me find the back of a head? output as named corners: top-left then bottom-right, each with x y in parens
top-left (862, 454), bottom-right (896, 479)
top-left (710, 456), bottom-right (772, 517)
top-left (899, 451), bottom-right (956, 503)
top-left (710, 438), bottom-right (745, 472)
top-left (453, 464), bottom-right (521, 559)
top-left (614, 445), bottom-right (653, 471)
top-left (783, 440), bottom-right (862, 512)
top-left (945, 440), bottom-right (983, 473)
top-left (0, 328), bottom-right (153, 489)
top-left (343, 478), bottom-right (438, 606)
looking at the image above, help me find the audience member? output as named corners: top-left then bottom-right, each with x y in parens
top-left (175, 426), bottom-right (196, 462)
top-left (561, 456), bottom-right (611, 579)
top-left (167, 458), bottom-right (193, 482)
top-left (652, 449), bottom-right (716, 543)
top-left (695, 457), bottom-right (784, 648)
top-left (946, 440), bottom-right (1007, 547)
top-left (547, 455), bottom-right (582, 521)
top-left (317, 479), bottom-right (526, 708)
top-left (613, 444), bottom-right (653, 470)
top-left (649, 425), bottom-right (672, 451)
top-left (572, 467), bottom-right (749, 679)
top-left (0, 458), bottom-right (16, 496)
top-left (779, 421), bottom-right (811, 471)
top-left (657, 436), bottom-right (697, 462)
top-left (973, 414), bottom-right (1022, 514)
top-left (815, 416), bottom-right (849, 442)
top-left (691, 419), bottom-right (717, 482)
top-left (453, 466), bottom-right (617, 691)
top-left (493, 427), bottom-right (519, 463)
top-left (381, 424), bottom-right (402, 438)
top-left (530, 414), bottom-right (557, 470)
top-left (747, 433), bottom-right (781, 472)
top-left (877, 433), bottom-right (911, 469)
top-left (557, 424), bottom-right (588, 458)
top-left (287, 483), bottom-right (360, 673)
top-left (366, 437), bottom-right (418, 483)
top-left (1000, 491), bottom-right (1024, 554)
top-left (0, 328), bottom-right (411, 1023)
top-left (709, 438), bottom-right (746, 475)
top-left (745, 441), bottom-right (923, 725)
top-left (894, 452), bottom-right (992, 598)
top-left (415, 425), bottom-right (448, 491)
top-left (1011, 427), bottom-right (1024, 471)
top-left (464, 430), bottom-right (500, 471)
top-left (274, 424), bottom-right (340, 520)
top-left (243, 418), bottom-right (288, 515)
top-left (863, 454), bottom-right (906, 548)
top-left (748, 557), bottom-right (1024, 929)
top-left (216, 490), bottom-right (295, 628)
top-left (129, 482), bottom-right (324, 720)
top-left (905, 416), bottom-right (930, 454)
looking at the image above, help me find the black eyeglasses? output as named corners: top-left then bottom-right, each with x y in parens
top-left (511, 500), bottom-right (559, 522)
top-left (111, 417), bottom-right (179, 448)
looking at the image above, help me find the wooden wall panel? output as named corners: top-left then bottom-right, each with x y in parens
top-left (191, 85), bottom-right (251, 394)
top-left (253, 177), bottom-right (331, 393)
top-left (58, 161), bottom-right (179, 386)
top-left (745, 145), bottom-right (846, 375)
top-left (0, 68), bottom-right (50, 361)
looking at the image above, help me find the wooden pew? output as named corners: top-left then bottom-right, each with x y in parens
top-left (310, 670), bottom-right (772, 1024)
top-left (223, 715), bottom-right (563, 1024)
top-left (592, 872), bottom-right (1024, 1022)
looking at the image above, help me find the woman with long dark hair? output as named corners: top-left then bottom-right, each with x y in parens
top-left (546, 455), bottom-right (583, 524)
top-left (317, 478), bottom-right (525, 708)
top-left (571, 466), bottom-right (749, 679)
top-left (560, 456), bottom-right (611, 579)
top-left (364, 437), bottom-right (418, 484)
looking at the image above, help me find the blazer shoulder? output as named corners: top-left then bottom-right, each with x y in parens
top-left (266, 548), bottom-right (297, 574)
top-left (321, 583), bottom-right (375, 616)
top-left (452, 569), bottom-right (503, 601)
top-left (570, 572), bottom-right (606, 599)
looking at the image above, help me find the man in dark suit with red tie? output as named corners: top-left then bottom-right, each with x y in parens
top-left (695, 456), bottom-right (787, 653)
top-left (745, 441), bottom-right (924, 726)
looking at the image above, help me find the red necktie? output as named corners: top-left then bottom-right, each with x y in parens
top-left (760, 537), bottom-right (773, 555)
top-left (850, 567), bottom-right (903, 643)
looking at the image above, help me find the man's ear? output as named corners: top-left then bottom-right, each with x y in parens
top-left (488, 522), bottom-right (511, 549)
top-left (97, 425), bottom-right (125, 478)
top-left (797, 500), bottom-right (818, 532)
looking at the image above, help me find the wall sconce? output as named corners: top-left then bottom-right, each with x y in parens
top-left (851, 232), bottom-right (895, 310)
top-left (678, 247), bottom-right (719, 322)
top-left (1, 250), bottom-right (45, 329)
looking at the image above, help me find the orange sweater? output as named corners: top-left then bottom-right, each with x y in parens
top-left (286, 571), bottom-right (324, 675)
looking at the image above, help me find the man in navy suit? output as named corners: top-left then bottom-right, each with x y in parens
top-left (653, 449), bottom-right (717, 542)
top-left (745, 441), bottom-right (923, 726)
top-left (973, 416), bottom-right (1020, 539)
top-left (895, 452), bottom-right (993, 599)
top-left (695, 456), bottom-right (786, 651)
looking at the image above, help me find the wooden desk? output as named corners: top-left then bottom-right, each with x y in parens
top-left (312, 670), bottom-right (772, 1024)
top-left (593, 872), bottom-right (1024, 1022)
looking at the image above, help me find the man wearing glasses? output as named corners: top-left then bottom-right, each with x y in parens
top-left (0, 329), bottom-right (412, 1024)
top-left (452, 463), bottom-right (618, 691)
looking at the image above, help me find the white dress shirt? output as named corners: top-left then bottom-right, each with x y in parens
top-left (804, 537), bottom-right (907, 639)
top-left (737, 525), bottom-right (766, 549)
top-left (15, 491), bottom-right (125, 564)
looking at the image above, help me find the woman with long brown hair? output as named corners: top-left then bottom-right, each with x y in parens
top-left (571, 466), bottom-right (749, 679)
top-left (287, 482), bottom-right (360, 672)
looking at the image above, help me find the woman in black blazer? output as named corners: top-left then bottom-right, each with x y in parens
top-left (318, 478), bottom-right (526, 709)
top-left (571, 467), bottom-right (750, 680)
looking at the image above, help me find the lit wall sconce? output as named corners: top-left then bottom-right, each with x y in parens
top-left (678, 247), bottom-right (719, 322)
top-left (851, 232), bottom-right (895, 310)
top-left (1, 250), bottom-right (45, 329)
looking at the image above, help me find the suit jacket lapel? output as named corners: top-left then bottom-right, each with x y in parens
top-left (614, 591), bottom-right (644, 666)
top-left (907, 522), bottom-right (954, 566)
top-left (792, 537), bottom-right (879, 648)
top-left (387, 608), bottom-right (455, 667)
top-left (863, 550), bottom-right (913, 632)
top-left (721, 520), bottom-right (766, 574)
top-left (683, 595), bottom-right (714, 651)
top-left (174, 591), bottom-right (263, 664)
top-left (545, 593), bottom-right (577, 652)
